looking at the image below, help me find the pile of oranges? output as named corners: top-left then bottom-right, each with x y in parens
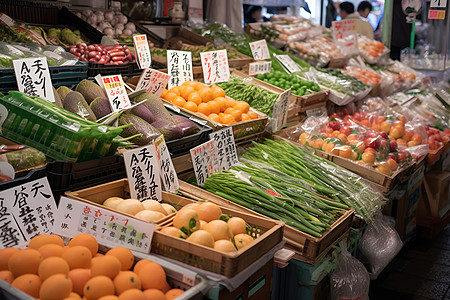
top-left (0, 234), bottom-right (184, 300)
top-left (161, 81), bottom-right (260, 125)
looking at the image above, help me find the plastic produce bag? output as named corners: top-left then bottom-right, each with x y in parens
top-left (360, 213), bottom-right (403, 280)
top-left (330, 244), bottom-right (370, 300)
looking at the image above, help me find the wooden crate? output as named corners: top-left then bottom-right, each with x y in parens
top-left (428, 141), bottom-right (450, 166)
top-left (162, 100), bottom-right (268, 140)
top-left (178, 181), bottom-right (354, 265)
top-left (152, 194), bottom-right (284, 278)
top-left (64, 179), bottom-right (195, 228)
top-left (231, 70), bottom-right (329, 112)
top-left (276, 126), bottom-right (422, 194)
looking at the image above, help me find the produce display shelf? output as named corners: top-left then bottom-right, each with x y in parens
top-left (66, 179), bottom-right (284, 278)
top-left (178, 181), bottom-right (354, 265)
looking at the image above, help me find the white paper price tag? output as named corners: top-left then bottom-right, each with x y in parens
top-left (13, 57), bottom-right (55, 102)
top-left (167, 50), bottom-right (193, 89)
top-left (249, 61), bottom-right (272, 76)
top-left (275, 55), bottom-right (301, 73)
top-left (332, 20), bottom-right (357, 40)
top-left (190, 140), bottom-right (219, 186)
top-left (200, 49), bottom-right (230, 84)
top-left (249, 40), bottom-right (270, 61)
top-left (133, 34), bottom-right (152, 69)
top-left (154, 136), bottom-right (179, 193)
top-left (209, 127), bottom-right (238, 171)
top-left (135, 68), bottom-right (171, 97)
top-left (53, 197), bottom-right (154, 253)
top-left (123, 145), bottom-right (162, 201)
top-left (0, 177), bottom-right (57, 247)
top-left (101, 74), bottom-right (131, 112)
top-left (272, 89), bottom-right (291, 132)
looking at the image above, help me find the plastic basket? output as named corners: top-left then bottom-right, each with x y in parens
top-left (87, 61), bottom-right (141, 78)
top-left (0, 167), bottom-right (46, 191)
top-left (0, 0), bottom-right (59, 25)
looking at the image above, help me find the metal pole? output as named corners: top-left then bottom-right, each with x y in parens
top-left (382, 0), bottom-right (393, 48)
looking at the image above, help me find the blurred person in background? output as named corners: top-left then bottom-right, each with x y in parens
top-left (339, 1), bottom-right (374, 39)
top-left (325, 0), bottom-right (338, 28)
top-left (244, 5), bottom-right (263, 26)
top-left (357, 1), bottom-right (378, 30)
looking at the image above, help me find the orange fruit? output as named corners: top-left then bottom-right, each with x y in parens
top-left (0, 270), bottom-right (14, 283)
top-left (118, 289), bottom-right (146, 300)
top-left (113, 271), bottom-right (141, 295)
top-left (204, 220), bottom-right (233, 241)
top-left (133, 259), bottom-right (152, 274)
top-left (194, 82), bottom-right (207, 90)
top-left (187, 92), bottom-right (202, 105)
top-left (224, 108), bottom-right (242, 122)
top-left (161, 281), bottom-right (171, 293)
top-left (98, 296), bottom-right (119, 300)
top-left (208, 100), bottom-right (220, 114)
top-left (143, 289), bottom-right (166, 300)
top-left (68, 268), bottom-right (91, 296)
top-left (197, 102), bottom-right (211, 116)
top-left (168, 86), bottom-right (181, 96)
top-left (8, 249), bottom-right (42, 277)
top-left (62, 246), bottom-right (92, 269)
top-left (227, 217), bottom-right (247, 236)
top-left (246, 110), bottom-right (259, 119)
top-left (29, 235), bottom-right (64, 250)
top-left (12, 274), bottom-right (41, 298)
top-left (106, 247), bottom-right (134, 271)
top-left (38, 257), bottom-right (70, 280)
top-left (83, 276), bottom-right (115, 300)
top-left (164, 92), bottom-right (178, 102)
top-left (183, 101), bottom-right (198, 112)
top-left (214, 97), bottom-right (228, 112)
top-left (181, 81), bottom-right (197, 87)
top-left (90, 255), bottom-right (121, 279)
top-left (0, 247), bottom-right (19, 270)
top-left (211, 86), bottom-right (226, 98)
top-left (338, 146), bottom-right (353, 159)
top-left (68, 292), bottom-right (82, 299)
top-left (136, 262), bottom-right (166, 290)
top-left (198, 87), bottom-right (213, 102)
top-left (165, 289), bottom-right (185, 300)
top-left (387, 158), bottom-right (398, 171)
top-left (160, 89), bottom-right (168, 99)
top-left (219, 113), bottom-right (235, 125)
top-left (90, 256), bottom-right (102, 267)
top-left (233, 101), bottom-right (250, 113)
top-left (241, 113), bottom-right (251, 121)
top-left (208, 113), bottom-right (221, 123)
top-left (68, 234), bottom-right (98, 257)
top-left (194, 202), bottom-right (222, 222)
top-left (180, 86), bottom-right (195, 99)
top-left (38, 244), bottom-right (65, 259)
top-left (95, 253), bottom-right (104, 257)
top-left (40, 274), bottom-right (72, 300)
top-left (172, 96), bottom-right (186, 107)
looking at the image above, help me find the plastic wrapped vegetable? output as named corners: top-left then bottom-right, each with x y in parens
top-left (330, 244), bottom-right (370, 300)
top-left (359, 213), bottom-right (403, 280)
top-left (0, 148), bottom-right (46, 172)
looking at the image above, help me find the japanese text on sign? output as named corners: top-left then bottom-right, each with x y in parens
top-left (271, 88), bottom-right (291, 132)
top-left (275, 55), bottom-right (301, 73)
top-left (102, 75), bottom-right (131, 112)
top-left (200, 49), bottom-right (230, 84)
top-left (53, 197), bottom-right (154, 253)
top-left (209, 127), bottom-right (238, 171)
top-left (167, 50), bottom-right (193, 89)
top-left (135, 68), bottom-right (171, 97)
top-left (133, 34), bottom-right (152, 69)
top-left (0, 177), bottom-right (57, 248)
top-left (190, 140), bottom-right (219, 186)
top-left (249, 61), bottom-right (272, 76)
top-left (13, 57), bottom-right (55, 102)
top-left (249, 40), bottom-right (270, 61)
top-left (332, 20), bottom-right (357, 40)
top-left (154, 135), bottom-right (179, 193)
top-left (428, 9), bottom-right (446, 19)
top-left (123, 145), bottom-right (162, 201)
top-left (430, 0), bottom-right (447, 8)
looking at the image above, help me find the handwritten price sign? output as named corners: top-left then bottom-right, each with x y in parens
top-left (133, 34), bottom-right (152, 69)
top-left (102, 75), bottom-right (131, 112)
top-left (249, 40), bottom-right (270, 61)
top-left (200, 49), bottom-right (230, 84)
top-left (135, 68), bottom-right (171, 97)
top-left (332, 20), bottom-right (357, 40)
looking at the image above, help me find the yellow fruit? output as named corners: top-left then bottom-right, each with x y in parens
top-left (173, 208), bottom-right (200, 235)
top-left (227, 217), bottom-right (247, 236)
top-left (214, 240), bottom-right (237, 253)
top-left (134, 210), bottom-right (165, 222)
top-left (161, 204), bottom-right (177, 215)
top-left (103, 197), bottom-right (124, 209)
top-left (186, 230), bottom-right (215, 248)
top-left (194, 202), bottom-right (222, 222)
top-left (203, 220), bottom-right (233, 241)
top-left (160, 227), bottom-right (187, 239)
top-left (115, 199), bottom-right (144, 215)
top-left (39, 274), bottom-right (72, 300)
top-left (141, 200), bottom-right (167, 215)
top-left (233, 234), bottom-right (254, 250)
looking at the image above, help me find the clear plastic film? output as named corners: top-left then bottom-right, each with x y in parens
top-left (359, 212), bottom-right (403, 280)
top-left (357, 35), bottom-right (390, 65)
top-left (330, 242), bottom-right (370, 300)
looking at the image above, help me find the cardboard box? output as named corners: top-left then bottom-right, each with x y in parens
top-left (418, 170), bottom-right (450, 219)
